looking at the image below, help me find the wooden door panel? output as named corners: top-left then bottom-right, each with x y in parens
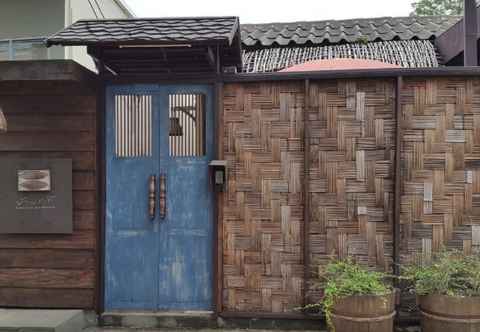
top-left (158, 86), bottom-right (214, 310)
top-left (105, 86), bottom-right (159, 310)
top-left (105, 85), bottom-right (214, 311)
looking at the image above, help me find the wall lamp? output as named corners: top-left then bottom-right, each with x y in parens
top-left (0, 107), bottom-right (7, 133)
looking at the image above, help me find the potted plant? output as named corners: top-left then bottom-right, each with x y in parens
top-left (304, 258), bottom-right (396, 332)
top-left (403, 250), bottom-right (480, 332)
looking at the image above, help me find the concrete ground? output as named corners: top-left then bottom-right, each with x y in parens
top-left (84, 325), bottom-right (424, 332)
top-left (0, 309), bottom-right (85, 332)
top-left (85, 330), bottom-right (322, 332)
top-left (85, 328), bottom-right (420, 332)
top-left (0, 309), bottom-right (420, 332)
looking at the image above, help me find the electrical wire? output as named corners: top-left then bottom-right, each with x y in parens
top-left (87, 0), bottom-right (99, 18)
top-left (93, 0), bottom-right (105, 18)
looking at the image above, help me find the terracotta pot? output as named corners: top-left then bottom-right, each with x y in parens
top-left (330, 291), bottom-right (395, 332)
top-left (418, 294), bottom-right (480, 332)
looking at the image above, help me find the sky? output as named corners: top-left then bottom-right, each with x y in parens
top-left (123, 0), bottom-right (415, 24)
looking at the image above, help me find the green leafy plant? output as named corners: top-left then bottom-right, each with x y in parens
top-left (411, 0), bottom-right (463, 16)
top-left (304, 258), bottom-right (392, 331)
top-left (402, 250), bottom-right (480, 297)
top-left (356, 36), bottom-right (369, 45)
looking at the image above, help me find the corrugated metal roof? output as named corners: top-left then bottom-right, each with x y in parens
top-left (241, 16), bottom-right (461, 47)
top-left (47, 17), bottom-right (240, 46)
top-left (242, 40), bottom-right (439, 73)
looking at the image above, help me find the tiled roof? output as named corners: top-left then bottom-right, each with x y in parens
top-left (242, 40), bottom-right (439, 72)
top-left (47, 17), bottom-right (239, 46)
top-left (241, 16), bottom-right (461, 47)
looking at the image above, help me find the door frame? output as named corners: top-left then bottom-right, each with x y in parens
top-left (97, 80), bottom-right (222, 313)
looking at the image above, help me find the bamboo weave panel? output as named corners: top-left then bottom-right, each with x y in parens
top-left (223, 82), bottom-right (305, 312)
top-left (221, 77), bottom-right (480, 313)
top-left (400, 78), bottom-right (480, 263)
top-left (307, 80), bottom-right (395, 300)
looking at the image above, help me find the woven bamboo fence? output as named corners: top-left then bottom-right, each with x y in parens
top-left (221, 77), bottom-right (480, 313)
top-left (400, 78), bottom-right (480, 263)
top-left (223, 82), bottom-right (305, 312)
top-left (307, 79), bottom-right (396, 303)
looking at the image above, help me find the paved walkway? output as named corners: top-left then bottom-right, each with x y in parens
top-left (85, 329), bottom-right (322, 332)
top-left (85, 328), bottom-right (420, 332)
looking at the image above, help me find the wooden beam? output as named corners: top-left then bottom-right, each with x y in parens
top-left (303, 79), bottom-right (311, 306)
top-left (393, 76), bottom-right (403, 278)
top-left (206, 46), bottom-right (216, 70)
top-left (96, 70), bottom-right (106, 314)
top-left (216, 45), bottom-right (221, 74)
top-left (214, 81), bottom-right (225, 314)
top-left (464, 0), bottom-right (478, 66)
top-left (221, 66), bottom-right (480, 83)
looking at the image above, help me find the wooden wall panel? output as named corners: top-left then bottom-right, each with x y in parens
top-left (0, 82), bottom-right (97, 309)
top-left (0, 288), bottom-right (94, 308)
top-left (400, 78), bottom-right (480, 263)
top-left (222, 82), bottom-right (305, 312)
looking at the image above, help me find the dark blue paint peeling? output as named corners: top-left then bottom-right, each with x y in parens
top-left (105, 84), bottom-right (214, 311)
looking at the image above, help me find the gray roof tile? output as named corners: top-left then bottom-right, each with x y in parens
top-left (47, 17), bottom-right (239, 46)
top-left (241, 16), bottom-right (461, 47)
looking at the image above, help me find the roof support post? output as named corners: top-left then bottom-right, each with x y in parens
top-left (216, 45), bottom-right (221, 75)
top-left (464, 0), bottom-right (478, 66)
top-left (95, 68), bottom-right (106, 314)
top-left (393, 76), bottom-right (403, 279)
top-left (206, 46), bottom-right (217, 71)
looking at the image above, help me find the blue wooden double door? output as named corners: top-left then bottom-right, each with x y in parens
top-left (105, 84), bottom-right (214, 311)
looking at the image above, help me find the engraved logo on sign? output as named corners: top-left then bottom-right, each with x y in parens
top-left (15, 195), bottom-right (56, 210)
top-left (18, 170), bottom-right (51, 192)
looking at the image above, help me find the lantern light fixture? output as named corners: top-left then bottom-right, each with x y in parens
top-left (0, 107), bottom-right (7, 133)
top-left (169, 117), bottom-right (183, 137)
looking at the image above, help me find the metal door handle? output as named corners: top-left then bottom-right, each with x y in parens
top-left (159, 174), bottom-right (166, 219)
top-left (148, 175), bottom-right (156, 220)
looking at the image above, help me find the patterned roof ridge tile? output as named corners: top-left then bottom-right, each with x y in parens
top-left (240, 15), bottom-right (461, 47)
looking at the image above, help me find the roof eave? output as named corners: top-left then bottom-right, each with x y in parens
top-left (47, 38), bottom-right (232, 48)
top-left (227, 17), bottom-right (240, 45)
top-left (435, 7), bottom-right (480, 64)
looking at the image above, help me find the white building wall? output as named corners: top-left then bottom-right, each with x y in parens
top-left (65, 0), bottom-right (133, 70)
top-left (0, 0), bottom-right (65, 39)
top-left (0, 0), bottom-right (65, 60)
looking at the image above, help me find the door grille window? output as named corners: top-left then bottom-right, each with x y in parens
top-left (115, 95), bottom-right (152, 158)
top-left (169, 94), bottom-right (206, 157)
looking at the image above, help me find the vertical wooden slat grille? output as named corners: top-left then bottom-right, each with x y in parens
top-left (169, 93), bottom-right (205, 157)
top-left (114, 95), bottom-right (152, 158)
